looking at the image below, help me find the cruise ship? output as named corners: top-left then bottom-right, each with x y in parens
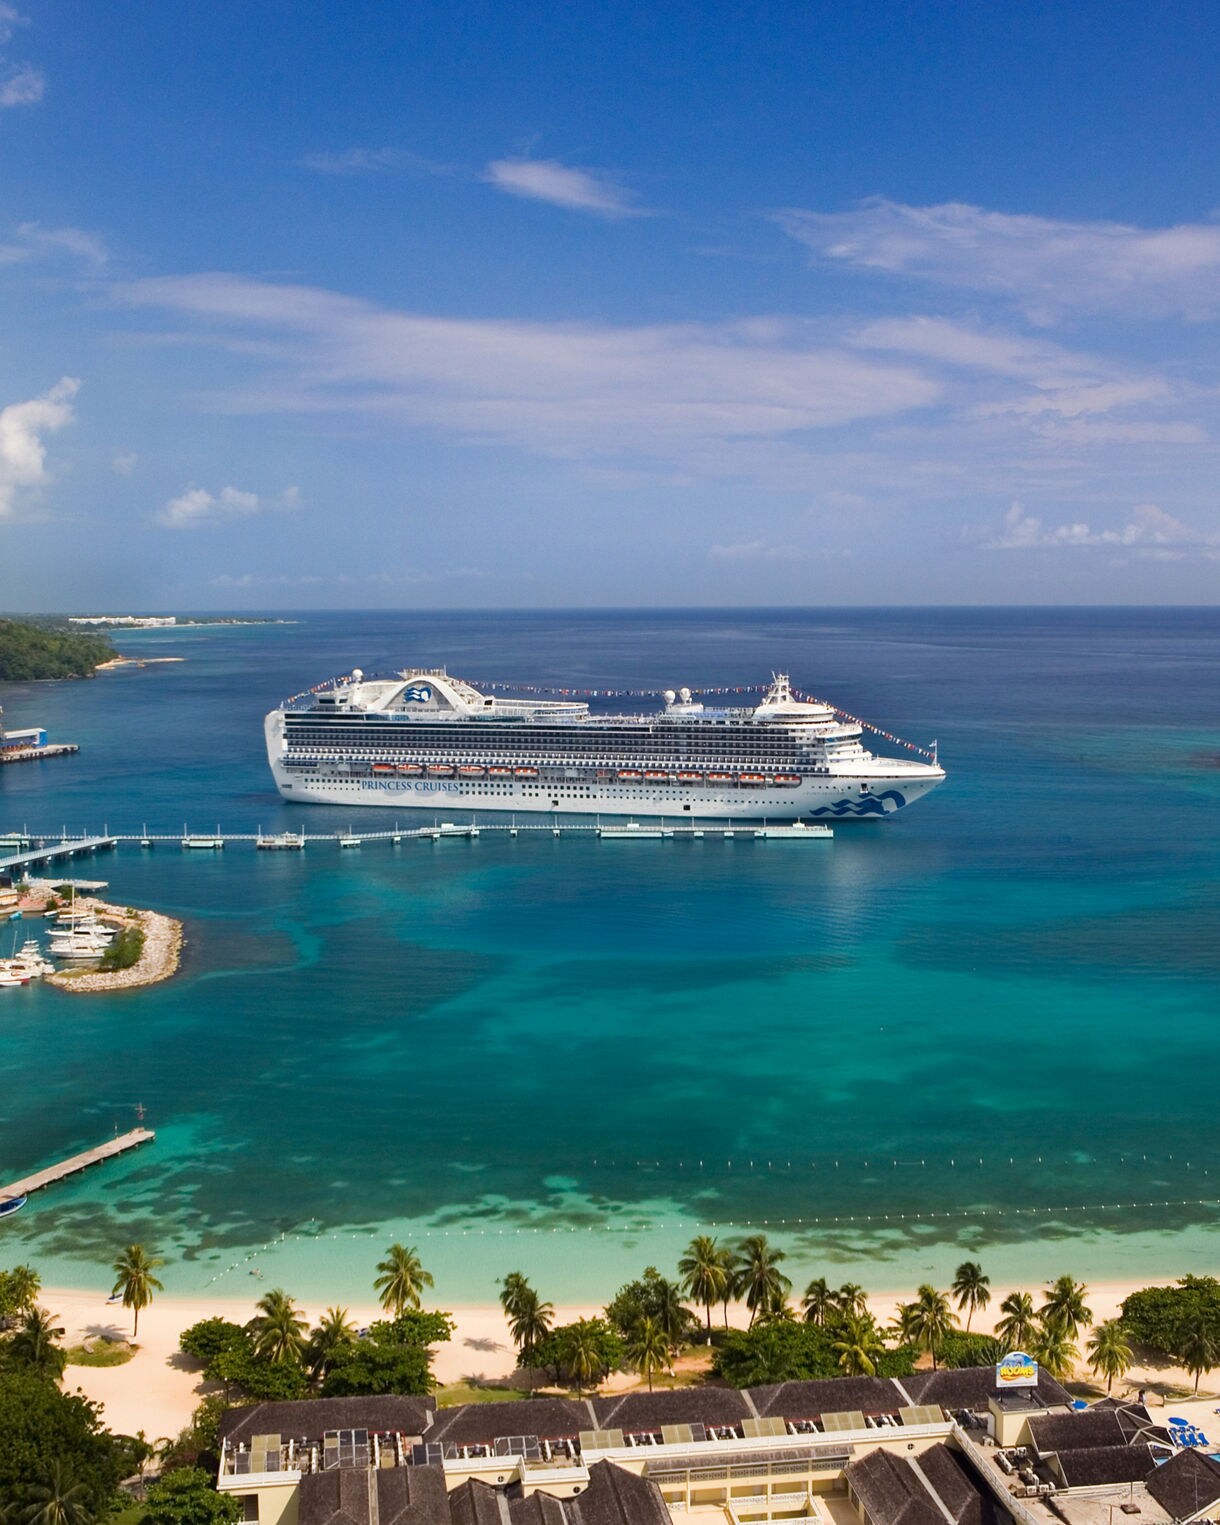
top-left (265, 669), bottom-right (945, 820)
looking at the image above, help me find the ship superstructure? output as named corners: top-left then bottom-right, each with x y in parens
top-left (265, 669), bottom-right (945, 820)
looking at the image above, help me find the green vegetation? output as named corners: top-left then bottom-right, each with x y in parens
top-left (531, 1319), bottom-right (624, 1394)
top-left (140, 1465), bottom-right (242, 1524)
top-left (936, 1333), bottom-right (1005, 1369)
top-left (65, 1338), bottom-right (135, 1367)
top-left (0, 617), bottom-right (113, 680)
top-left (951, 1261), bottom-right (991, 1332)
top-left (0, 1263), bottom-right (41, 1322)
top-left (604, 1266), bottom-right (697, 1347)
top-left (895, 1285), bottom-right (958, 1369)
top-left (713, 1316), bottom-right (917, 1387)
top-left (1087, 1321), bottom-right (1134, 1393)
top-left (499, 1273), bottom-right (554, 1364)
top-left (98, 924), bottom-right (145, 972)
top-left (1122, 1276), bottom-right (1220, 1367)
top-left (0, 1365), bottom-right (144, 1518)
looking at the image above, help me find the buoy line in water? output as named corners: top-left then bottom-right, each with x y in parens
top-left (201, 1195), bottom-right (1220, 1286)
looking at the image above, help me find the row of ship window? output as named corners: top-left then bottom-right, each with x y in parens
top-left (284, 759), bottom-right (814, 784)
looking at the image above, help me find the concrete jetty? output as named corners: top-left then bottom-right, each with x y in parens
top-left (1, 1127), bottom-right (155, 1201)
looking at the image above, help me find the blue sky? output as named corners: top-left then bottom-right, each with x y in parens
top-left (2, 0), bottom-right (1219, 609)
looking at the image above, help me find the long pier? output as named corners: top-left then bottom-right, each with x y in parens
top-left (1, 1127), bottom-right (155, 1203)
top-left (4, 820), bottom-right (830, 853)
top-left (0, 834), bottom-right (117, 875)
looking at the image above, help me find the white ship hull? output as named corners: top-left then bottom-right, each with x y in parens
top-left (269, 757), bottom-right (942, 820)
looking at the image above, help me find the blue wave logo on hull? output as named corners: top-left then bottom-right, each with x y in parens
top-left (810, 789), bottom-right (906, 818)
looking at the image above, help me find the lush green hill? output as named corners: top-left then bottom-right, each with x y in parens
top-left (0, 618), bottom-right (115, 680)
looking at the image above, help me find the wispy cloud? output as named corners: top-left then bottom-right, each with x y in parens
top-left (778, 199), bottom-right (1220, 321)
top-left (483, 157), bottom-right (647, 217)
top-left (0, 377), bottom-right (79, 517)
top-left (298, 146), bottom-right (452, 177)
top-left (212, 571), bottom-right (324, 588)
top-left (0, 222), bottom-right (107, 268)
top-left (158, 483), bottom-right (300, 529)
top-left (116, 273), bottom-right (942, 471)
top-left (0, 4), bottom-right (42, 108)
top-left (975, 501), bottom-right (1210, 555)
top-left (112, 451), bottom-right (138, 475)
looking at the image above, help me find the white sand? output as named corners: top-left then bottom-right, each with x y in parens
top-left (46, 1277), bottom-right (1219, 1441)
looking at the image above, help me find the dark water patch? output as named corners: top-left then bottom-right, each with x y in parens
top-left (524, 951), bottom-right (855, 999)
top-left (898, 889), bottom-right (1220, 982)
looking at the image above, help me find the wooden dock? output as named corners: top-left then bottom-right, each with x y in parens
top-left (1, 1127), bottom-right (155, 1202)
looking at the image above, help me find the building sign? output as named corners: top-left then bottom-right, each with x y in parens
top-left (995, 1351), bottom-right (1039, 1388)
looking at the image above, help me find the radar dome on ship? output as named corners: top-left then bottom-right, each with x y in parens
top-left (351, 668), bottom-right (363, 683)
top-left (664, 689), bottom-right (676, 704)
top-left (679, 687), bottom-right (692, 703)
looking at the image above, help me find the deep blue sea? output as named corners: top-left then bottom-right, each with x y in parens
top-left (2, 609), bottom-right (1219, 1304)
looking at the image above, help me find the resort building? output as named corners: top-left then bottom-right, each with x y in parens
top-left (215, 1374), bottom-right (1220, 1525)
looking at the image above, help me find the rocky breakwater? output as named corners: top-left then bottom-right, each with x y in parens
top-left (46, 898), bottom-right (184, 994)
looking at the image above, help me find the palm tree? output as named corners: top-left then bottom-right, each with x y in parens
top-left (8, 1264), bottom-right (41, 1316)
top-left (374, 1244), bottom-right (433, 1316)
top-left (995, 1291), bottom-right (1038, 1350)
top-left (562, 1320), bottom-right (604, 1396)
top-left (498, 1271), bottom-right (530, 1322)
top-left (906, 1284), bottom-right (958, 1369)
top-left (10, 1307), bottom-right (66, 1377)
top-left (1179, 1312), bottom-right (1218, 1394)
top-left (1086, 1320), bottom-right (1133, 1394)
top-left (508, 1288), bottom-right (554, 1361)
top-left (951, 1262), bottom-right (991, 1333)
top-left (19, 1460), bottom-right (95, 1525)
top-left (1042, 1275), bottom-right (1093, 1339)
top-left (717, 1245), bottom-right (738, 1328)
top-left (626, 1315), bottom-right (671, 1392)
top-left (735, 1235), bottom-right (792, 1327)
top-left (250, 1288), bottom-right (308, 1365)
top-left (307, 1306), bottom-right (357, 1378)
top-left (802, 1277), bottom-right (836, 1327)
top-left (837, 1283), bottom-right (869, 1318)
top-left (891, 1300), bottom-right (920, 1347)
top-left (653, 1277), bottom-right (693, 1348)
top-left (678, 1236), bottom-right (729, 1341)
top-left (110, 1243), bottom-right (164, 1338)
top-left (833, 1313), bottom-right (886, 1376)
top-left (1030, 1321), bottom-right (1079, 1381)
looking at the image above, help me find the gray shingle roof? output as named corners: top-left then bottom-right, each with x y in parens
top-left (589, 1386), bottom-right (752, 1431)
top-left (751, 1376), bottom-right (907, 1420)
top-left (426, 1397), bottom-right (591, 1447)
top-left (914, 1443), bottom-right (985, 1525)
top-left (219, 1393), bottom-right (433, 1446)
top-left (1145, 1448), bottom-right (1220, 1520)
top-left (846, 1447), bottom-right (945, 1525)
top-left (376, 1466), bottom-right (454, 1525)
top-left (299, 1469), bottom-right (374, 1525)
top-left (568, 1460), bottom-right (671, 1524)
top-left (903, 1367), bottom-right (1071, 1412)
top-left (1054, 1443), bottom-right (1156, 1487)
top-left (1028, 1408), bottom-right (1127, 1453)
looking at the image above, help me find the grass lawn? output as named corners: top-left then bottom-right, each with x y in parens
top-left (66, 1339), bottom-right (136, 1367)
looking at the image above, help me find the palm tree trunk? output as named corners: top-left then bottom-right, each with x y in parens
top-left (134, 1306), bottom-right (139, 1338)
top-left (705, 1301), bottom-right (712, 1343)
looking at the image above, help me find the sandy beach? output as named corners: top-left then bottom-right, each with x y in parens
top-left (45, 1277), bottom-right (1219, 1443)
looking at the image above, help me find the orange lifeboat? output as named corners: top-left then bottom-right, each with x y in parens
top-left (707, 771), bottom-right (734, 782)
top-left (514, 766), bottom-right (539, 778)
top-left (427, 763), bottom-right (455, 777)
top-left (774, 773), bottom-right (801, 786)
top-left (397, 763), bottom-right (423, 775)
top-left (488, 765), bottom-right (513, 777)
top-left (458, 765), bottom-right (485, 777)
top-left (372, 763), bottom-right (396, 775)
top-left (739, 772), bottom-right (766, 785)
top-left (677, 770), bottom-right (703, 782)
top-left (618, 769), bottom-right (642, 781)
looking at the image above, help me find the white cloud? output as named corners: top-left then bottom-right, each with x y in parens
top-left (0, 61), bottom-right (42, 106)
top-left (112, 451), bottom-right (139, 475)
top-left (212, 572), bottom-right (324, 588)
top-left (117, 274), bottom-right (941, 471)
top-left (978, 501), bottom-right (1207, 552)
top-left (158, 483), bottom-right (300, 529)
top-left (0, 222), bottom-right (107, 268)
top-left (0, 4), bottom-right (25, 45)
top-left (483, 158), bottom-right (646, 217)
top-left (0, 376), bottom-right (78, 517)
top-left (708, 539), bottom-right (793, 560)
top-left (778, 199), bottom-right (1220, 321)
top-left (297, 146), bottom-right (454, 177)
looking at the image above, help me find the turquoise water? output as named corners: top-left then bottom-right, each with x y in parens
top-left (2, 609), bottom-right (1219, 1303)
